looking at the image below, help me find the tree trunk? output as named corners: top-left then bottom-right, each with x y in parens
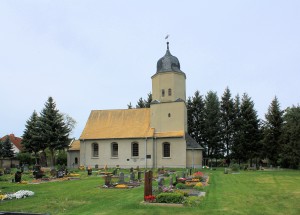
top-left (50, 149), bottom-right (55, 168)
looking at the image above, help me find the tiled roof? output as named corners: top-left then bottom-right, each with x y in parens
top-left (80, 108), bottom-right (154, 140)
top-left (0, 134), bottom-right (23, 151)
top-left (185, 133), bottom-right (203, 149)
top-left (68, 139), bottom-right (80, 151)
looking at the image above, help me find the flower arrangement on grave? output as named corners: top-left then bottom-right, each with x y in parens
top-left (67, 173), bottom-right (80, 177)
top-left (78, 165), bottom-right (85, 170)
top-left (177, 177), bottom-right (186, 183)
top-left (115, 184), bottom-right (128, 188)
top-left (144, 195), bottom-right (156, 202)
top-left (0, 190), bottom-right (34, 201)
top-left (193, 171), bottom-right (204, 180)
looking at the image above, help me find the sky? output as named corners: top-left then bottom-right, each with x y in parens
top-left (0, 0), bottom-right (299, 139)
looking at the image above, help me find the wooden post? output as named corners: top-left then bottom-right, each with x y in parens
top-left (144, 170), bottom-right (152, 201)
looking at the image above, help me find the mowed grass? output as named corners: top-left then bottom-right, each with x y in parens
top-left (0, 169), bottom-right (300, 215)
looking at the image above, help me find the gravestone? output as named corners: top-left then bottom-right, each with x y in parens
top-left (33, 165), bottom-right (44, 179)
top-left (95, 164), bottom-right (99, 169)
top-left (87, 168), bottom-right (92, 176)
top-left (104, 175), bottom-right (112, 186)
top-left (158, 177), bottom-right (164, 187)
top-left (169, 176), bottom-right (173, 186)
top-left (137, 171), bottom-right (142, 181)
top-left (4, 168), bottom-right (11, 174)
top-left (130, 172), bottom-right (135, 181)
top-left (119, 172), bottom-right (125, 183)
top-left (112, 169), bottom-right (117, 176)
top-left (23, 164), bottom-right (29, 172)
top-left (182, 172), bottom-right (186, 178)
top-left (57, 170), bottom-right (64, 178)
top-left (15, 171), bottom-right (22, 183)
top-left (130, 167), bottom-right (133, 173)
top-left (50, 169), bottom-right (57, 177)
top-left (144, 171), bottom-right (153, 201)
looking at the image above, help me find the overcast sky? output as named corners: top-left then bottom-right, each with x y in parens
top-left (1, 0), bottom-right (299, 139)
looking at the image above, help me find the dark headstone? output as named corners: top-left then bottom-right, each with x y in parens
top-left (138, 171), bottom-right (142, 181)
top-left (104, 175), bottom-right (112, 186)
top-left (15, 171), bottom-right (22, 183)
top-left (130, 167), bottom-right (133, 173)
top-left (158, 177), bottom-right (164, 187)
top-left (57, 170), bottom-right (64, 178)
top-left (87, 169), bottom-right (92, 176)
top-left (169, 176), bottom-right (173, 186)
top-left (144, 171), bottom-right (153, 201)
top-left (95, 164), bottom-right (99, 169)
top-left (130, 172), bottom-right (135, 181)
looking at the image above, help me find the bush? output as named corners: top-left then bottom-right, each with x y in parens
top-left (156, 192), bottom-right (184, 204)
top-left (174, 190), bottom-right (189, 197)
top-left (175, 182), bottom-right (186, 189)
top-left (194, 182), bottom-right (204, 191)
top-left (183, 196), bottom-right (202, 207)
top-left (56, 151), bottom-right (67, 165)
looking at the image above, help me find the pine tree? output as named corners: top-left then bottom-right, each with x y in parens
top-left (231, 94), bottom-right (244, 164)
top-left (280, 105), bottom-right (300, 168)
top-left (220, 87), bottom-right (235, 161)
top-left (187, 91), bottom-right (205, 153)
top-left (2, 136), bottom-right (15, 158)
top-left (38, 97), bottom-right (70, 167)
top-left (22, 110), bottom-right (46, 164)
top-left (0, 140), bottom-right (4, 158)
top-left (127, 102), bottom-right (133, 109)
top-left (136, 97), bottom-right (146, 108)
top-left (202, 91), bottom-right (222, 160)
top-left (240, 93), bottom-right (261, 166)
top-left (263, 97), bottom-right (284, 165)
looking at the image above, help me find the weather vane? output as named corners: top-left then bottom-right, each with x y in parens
top-left (165, 34), bottom-right (170, 49)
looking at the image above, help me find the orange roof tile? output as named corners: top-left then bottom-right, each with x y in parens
top-left (1, 134), bottom-right (23, 151)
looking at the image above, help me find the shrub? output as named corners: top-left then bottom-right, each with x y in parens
top-left (156, 192), bottom-right (184, 204)
top-left (175, 182), bottom-right (186, 189)
top-left (174, 190), bottom-right (189, 197)
top-left (183, 196), bottom-right (202, 207)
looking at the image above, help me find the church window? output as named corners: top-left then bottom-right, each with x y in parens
top-left (168, 88), bottom-right (172, 96)
top-left (162, 89), bottom-right (165, 97)
top-left (168, 113), bottom-right (171, 117)
top-left (111, 142), bottom-right (118, 157)
top-left (74, 157), bottom-right (78, 164)
top-left (92, 143), bottom-right (99, 157)
top-left (132, 142), bottom-right (139, 157)
top-left (163, 142), bottom-right (170, 157)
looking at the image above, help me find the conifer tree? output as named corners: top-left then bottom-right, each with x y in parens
top-left (202, 91), bottom-right (222, 160)
top-left (220, 87), bottom-right (235, 161)
top-left (38, 97), bottom-right (70, 167)
top-left (136, 97), bottom-right (146, 108)
top-left (187, 91), bottom-right (205, 152)
top-left (240, 93), bottom-right (261, 166)
top-left (280, 105), bottom-right (300, 168)
top-left (263, 97), bottom-right (284, 165)
top-left (2, 136), bottom-right (14, 158)
top-left (22, 110), bottom-right (46, 164)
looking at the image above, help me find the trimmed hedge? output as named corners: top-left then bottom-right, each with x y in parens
top-left (156, 192), bottom-right (184, 204)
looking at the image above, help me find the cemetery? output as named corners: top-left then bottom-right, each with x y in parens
top-left (0, 166), bottom-right (299, 214)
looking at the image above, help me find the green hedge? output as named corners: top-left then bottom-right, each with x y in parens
top-left (156, 192), bottom-right (184, 204)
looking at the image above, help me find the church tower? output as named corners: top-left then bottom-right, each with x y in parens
top-left (150, 42), bottom-right (187, 133)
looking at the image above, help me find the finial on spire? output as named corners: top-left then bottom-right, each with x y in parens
top-left (165, 34), bottom-right (170, 50)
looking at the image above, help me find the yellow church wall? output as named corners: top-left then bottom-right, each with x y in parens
top-left (151, 72), bottom-right (186, 102)
top-left (186, 149), bottom-right (203, 169)
top-left (150, 102), bottom-right (187, 133)
top-left (154, 137), bottom-right (186, 168)
top-left (80, 138), bottom-right (154, 168)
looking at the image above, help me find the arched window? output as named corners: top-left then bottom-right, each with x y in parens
top-left (162, 89), bottom-right (165, 97)
top-left (168, 88), bottom-right (172, 96)
top-left (74, 157), bottom-right (78, 164)
top-left (111, 142), bottom-right (118, 157)
top-left (132, 142), bottom-right (139, 157)
top-left (163, 142), bottom-right (170, 157)
top-left (92, 143), bottom-right (99, 157)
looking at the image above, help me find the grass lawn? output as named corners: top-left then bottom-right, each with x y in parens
top-left (0, 168), bottom-right (300, 215)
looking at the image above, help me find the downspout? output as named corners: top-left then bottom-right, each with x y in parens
top-left (192, 149), bottom-right (194, 169)
top-left (83, 139), bottom-right (86, 166)
top-left (153, 137), bottom-right (156, 169)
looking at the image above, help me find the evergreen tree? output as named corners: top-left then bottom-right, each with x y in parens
top-left (2, 136), bottom-right (15, 158)
top-left (202, 91), bottom-right (222, 160)
top-left (187, 91), bottom-right (205, 152)
top-left (136, 97), bottom-right (146, 108)
top-left (0, 139), bottom-right (3, 158)
top-left (135, 92), bottom-right (152, 108)
top-left (38, 97), bottom-right (70, 167)
top-left (22, 110), bottom-right (46, 164)
top-left (231, 94), bottom-right (244, 163)
top-left (263, 97), bottom-right (284, 165)
top-left (220, 87), bottom-right (235, 161)
top-left (240, 93), bottom-right (261, 166)
top-left (144, 92), bottom-right (152, 108)
top-left (280, 105), bottom-right (300, 169)
top-left (127, 102), bottom-right (133, 109)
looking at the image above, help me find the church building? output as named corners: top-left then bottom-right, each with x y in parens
top-left (67, 43), bottom-right (203, 169)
